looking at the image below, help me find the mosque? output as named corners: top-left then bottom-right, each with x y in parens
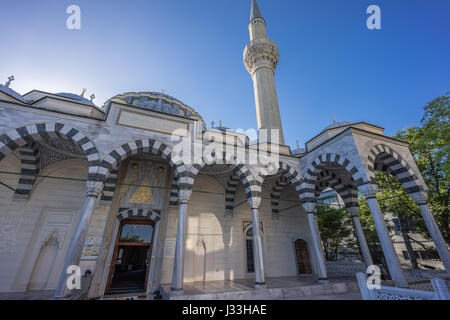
top-left (0, 0), bottom-right (448, 299)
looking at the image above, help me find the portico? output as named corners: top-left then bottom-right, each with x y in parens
top-left (0, 0), bottom-right (448, 300)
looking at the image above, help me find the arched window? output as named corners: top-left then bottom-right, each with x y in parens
top-left (245, 227), bottom-right (255, 273)
top-left (244, 223), bottom-right (264, 274)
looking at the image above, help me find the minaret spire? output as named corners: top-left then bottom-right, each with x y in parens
top-left (244, 0), bottom-right (285, 145)
top-left (250, 0), bottom-right (262, 20)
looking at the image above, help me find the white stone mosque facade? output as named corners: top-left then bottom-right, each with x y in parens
top-left (0, 0), bottom-right (448, 299)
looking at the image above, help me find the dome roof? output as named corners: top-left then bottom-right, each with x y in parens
top-left (110, 91), bottom-right (205, 126)
top-left (324, 121), bottom-right (354, 130)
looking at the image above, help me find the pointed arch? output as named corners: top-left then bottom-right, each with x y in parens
top-left (268, 162), bottom-right (303, 215)
top-left (0, 123), bottom-right (100, 182)
top-left (367, 144), bottom-right (423, 194)
top-left (97, 139), bottom-right (188, 184)
top-left (314, 168), bottom-right (359, 209)
top-left (300, 153), bottom-right (364, 204)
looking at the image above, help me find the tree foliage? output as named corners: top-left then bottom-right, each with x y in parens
top-left (316, 204), bottom-right (355, 261)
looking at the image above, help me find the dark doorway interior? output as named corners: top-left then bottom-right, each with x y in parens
top-left (106, 219), bottom-right (154, 295)
top-left (108, 246), bottom-right (149, 295)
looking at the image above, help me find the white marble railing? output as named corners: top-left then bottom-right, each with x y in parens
top-left (356, 272), bottom-right (450, 300)
top-left (403, 268), bottom-right (447, 280)
top-left (325, 261), bottom-right (365, 276)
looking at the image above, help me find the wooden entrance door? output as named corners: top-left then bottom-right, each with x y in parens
top-left (295, 239), bottom-right (312, 274)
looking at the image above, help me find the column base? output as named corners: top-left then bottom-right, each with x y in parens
top-left (52, 294), bottom-right (71, 300)
top-left (318, 278), bottom-right (329, 284)
top-left (169, 288), bottom-right (184, 296)
top-left (254, 282), bottom-right (266, 289)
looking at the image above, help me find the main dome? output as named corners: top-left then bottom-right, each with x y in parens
top-left (109, 91), bottom-right (205, 127)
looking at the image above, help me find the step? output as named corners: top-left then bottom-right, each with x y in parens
top-left (163, 281), bottom-right (359, 300)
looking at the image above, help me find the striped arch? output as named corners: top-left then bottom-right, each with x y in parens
top-left (14, 142), bottom-right (40, 199)
top-left (234, 164), bottom-right (262, 208)
top-left (99, 167), bottom-right (120, 205)
top-left (0, 123), bottom-right (100, 182)
top-left (181, 148), bottom-right (263, 210)
top-left (367, 144), bottom-right (423, 194)
top-left (225, 172), bottom-right (241, 212)
top-left (300, 153), bottom-right (364, 204)
top-left (271, 176), bottom-right (288, 215)
top-left (185, 161), bottom-right (260, 210)
top-left (97, 139), bottom-right (188, 185)
top-left (169, 173), bottom-right (180, 207)
top-left (270, 162), bottom-right (303, 215)
top-left (117, 208), bottom-right (161, 222)
top-left (314, 169), bottom-right (359, 209)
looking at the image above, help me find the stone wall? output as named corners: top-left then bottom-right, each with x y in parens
top-left (0, 154), bottom-right (108, 293)
top-left (159, 173), bottom-right (315, 284)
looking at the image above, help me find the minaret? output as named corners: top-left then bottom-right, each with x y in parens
top-left (244, 0), bottom-right (285, 145)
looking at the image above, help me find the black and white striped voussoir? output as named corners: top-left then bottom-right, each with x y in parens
top-left (99, 168), bottom-right (119, 204)
top-left (96, 139), bottom-right (188, 182)
top-left (225, 173), bottom-right (241, 212)
top-left (367, 144), bottom-right (422, 194)
top-left (300, 153), bottom-right (364, 204)
top-left (117, 208), bottom-right (161, 222)
top-left (13, 142), bottom-right (40, 199)
top-left (271, 176), bottom-right (288, 214)
top-left (0, 123), bottom-right (101, 181)
top-left (169, 173), bottom-right (179, 207)
top-left (315, 170), bottom-right (359, 209)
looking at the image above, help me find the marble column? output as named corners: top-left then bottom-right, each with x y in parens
top-left (347, 207), bottom-right (374, 268)
top-left (171, 190), bottom-right (191, 291)
top-left (54, 181), bottom-right (103, 298)
top-left (146, 219), bottom-right (161, 295)
top-left (251, 206), bottom-right (266, 286)
top-left (410, 192), bottom-right (450, 275)
top-left (304, 203), bottom-right (328, 281)
top-left (359, 183), bottom-right (408, 287)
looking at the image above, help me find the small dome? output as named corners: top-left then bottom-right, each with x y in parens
top-left (324, 121), bottom-right (354, 130)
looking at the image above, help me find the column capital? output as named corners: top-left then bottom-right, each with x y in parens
top-left (178, 189), bottom-right (192, 204)
top-left (409, 191), bottom-right (428, 205)
top-left (347, 207), bottom-right (360, 217)
top-left (358, 183), bottom-right (378, 199)
top-left (248, 196), bottom-right (261, 209)
top-left (86, 181), bottom-right (103, 197)
top-left (302, 202), bottom-right (316, 214)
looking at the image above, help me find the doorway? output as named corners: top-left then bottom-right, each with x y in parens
top-left (295, 239), bottom-right (312, 274)
top-left (106, 219), bottom-right (154, 295)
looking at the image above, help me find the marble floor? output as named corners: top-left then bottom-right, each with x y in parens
top-left (165, 275), bottom-right (337, 293)
top-left (0, 276), bottom-right (362, 300)
top-left (0, 290), bottom-right (55, 300)
top-left (161, 275), bottom-right (362, 300)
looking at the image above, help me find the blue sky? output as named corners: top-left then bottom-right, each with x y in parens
top-left (1, 0), bottom-right (449, 149)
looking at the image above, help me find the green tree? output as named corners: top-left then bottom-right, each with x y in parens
top-left (316, 204), bottom-right (355, 261)
top-left (356, 93), bottom-right (449, 271)
top-left (388, 95), bottom-right (449, 246)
